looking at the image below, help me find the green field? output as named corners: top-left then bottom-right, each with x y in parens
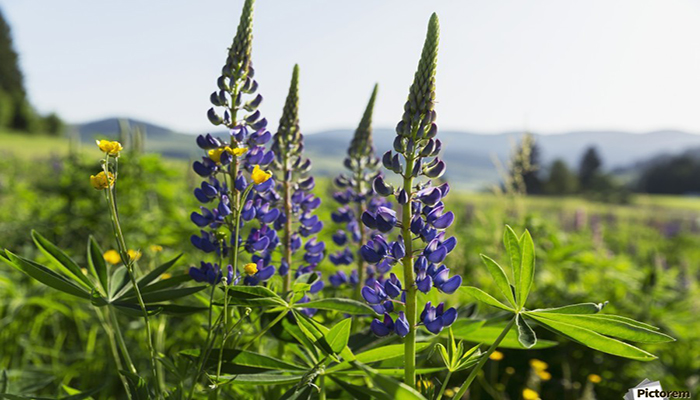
top-left (0, 133), bottom-right (698, 399)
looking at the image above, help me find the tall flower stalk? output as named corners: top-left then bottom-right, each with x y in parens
top-left (94, 140), bottom-right (163, 398)
top-left (271, 65), bottom-right (325, 295)
top-left (359, 13), bottom-right (461, 388)
top-left (327, 84), bottom-right (391, 300)
top-left (188, 0), bottom-right (277, 395)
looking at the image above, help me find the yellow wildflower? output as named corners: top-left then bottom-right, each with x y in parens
top-left (489, 351), bottom-right (504, 361)
top-left (505, 367), bottom-right (515, 375)
top-left (523, 388), bottom-right (540, 400)
top-left (537, 371), bottom-right (552, 381)
top-left (243, 262), bottom-right (258, 276)
top-left (127, 249), bottom-right (142, 262)
top-left (90, 171), bottom-right (114, 190)
top-left (588, 374), bottom-right (602, 384)
top-left (251, 164), bottom-right (272, 184)
top-left (96, 140), bottom-right (123, 156)
top-left (161, 273), bottom-right (172, 280)
top-left (417, 380), bottom-right (433, 390)
top-left (103, 250), bottom-right (121, 264)
top-left (529, 359), bottom-right (548, 372)
top-left (444, 388), bottom-right (455, 397)
top-left (149, 244), bottom-right (163, 253)
top-left (231, 147), bottom-right (248, 156)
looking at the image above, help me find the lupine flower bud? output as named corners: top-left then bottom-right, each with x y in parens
top-left (373, 176), bottom-right (394, 197)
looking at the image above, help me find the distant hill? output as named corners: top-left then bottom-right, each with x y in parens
top-left (72, 118), bottom-right (700, 190)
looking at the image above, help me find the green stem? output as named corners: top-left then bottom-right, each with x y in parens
top-left (97, 308), bottom-right (133, 399)
top-left (436, 370), bottom-right (453, 400)
top-left (353, 169), bottom-right (367, 301)
top-left (401, 156), bottom-right (416, 388)
top-left (104, 164), bottom-right (162, 398)
top-left (188, 284), bottom-right (217, 400)
top-left (319, 375), bottom-right (326, 400)
top-left (453, 317), bottom-right (516, 399)
top-left (108, 307), bottom-right (137, 374)
top-left (239, 311), bottom-right (287, 352)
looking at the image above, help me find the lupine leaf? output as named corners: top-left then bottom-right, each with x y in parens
top-left (526, 313), bottom-right (657, 361)
top-left (137, 254), bottom-right (182, 289)
top-left (480, 254), bottom-right (516, 307)
top-left (109, 266), bottom-right (130, 299)
top-left (326, 343), bottom-right (431, 373)
top-left (294, 298), bottom-right (375, 315)
top-left (518, 230), bottom-right (535, 308)
top-left (118, 273), bottom-right (190, 300)
top-left (460, 286), bottom-right (514, 312)
top-left (180, 348), bottom-right (306, 371)
top-left (279, 384), bottom-right (313, 400)
top-left (112, 302), bottom-right (163, 317)
top-left (353, 362), bottom-right (427, 400)
top-left (325, 318), bottom-right (352, 354)
top-left (330, 368), bottom-right (445, 377)
top-left (526, 312), bottom-right (673, 344)
top-left (330, 376), bottom-right (387, 400)
top-left (226, 285), bottom-right (288, 307)
top-left (531, 303), bottom-right (606, 315)
top-left (450, 319), bottom-right (486, 337)
top-left (120, 286), bottom-right (207, 304)
top-left (503, 226), bottom-right (521, 298)
top-left (454, 324), bottom-right (557, 349)
top-left (294, 311), bottom-right (355, 362)
top-left (215, 373), bottom-right (304, 385)
top-left (31, 230), bottom-right (93, 290)
top-left (515, 314), bottom-right (537, 348)
top-left (87, 236), bottom-right (109, 294)
top-left (6, 252), bottom-right (90, 299)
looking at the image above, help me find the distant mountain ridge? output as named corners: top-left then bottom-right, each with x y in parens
top-left (72, 118), bottom-right (700, 190)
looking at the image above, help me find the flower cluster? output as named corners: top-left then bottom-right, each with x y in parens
top-left (327, 85), bottom-right (393, 294)
top-left (189, 0), bottom-right (278, 286)
top-left (360, 14), bottom-right (461, 338)
top-left (270, 65), bottom-right (325, 293)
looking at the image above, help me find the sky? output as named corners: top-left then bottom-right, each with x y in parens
top-left (2, 0), bottom-right (700, 135)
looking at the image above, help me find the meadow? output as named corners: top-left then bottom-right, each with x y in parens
top-left (0, 2), bottom-right (697, 399)
top-left (0, 133), bottom-right (697, 399)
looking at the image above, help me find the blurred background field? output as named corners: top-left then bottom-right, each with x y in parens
top-left (1, 129), bottom-right (698, 398)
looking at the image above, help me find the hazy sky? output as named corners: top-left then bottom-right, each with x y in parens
top-left (3, 0), bottom-right (700, 135)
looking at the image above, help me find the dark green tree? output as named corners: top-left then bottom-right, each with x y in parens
top-left (522, 136), bottom-right (543, 194)
top-left (0, 8), bottom-right (37, 132)
top-left (545, 159), bottom-right (578, 195)
top-left (578, 146), bottom-right (602, 191)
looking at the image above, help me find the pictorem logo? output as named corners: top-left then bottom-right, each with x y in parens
top-left (624, 379), bottom-right (691, 399)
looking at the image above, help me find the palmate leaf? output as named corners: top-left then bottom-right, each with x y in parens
top-left (293, 311), bottom-right (355, 362)
top-left (453, 324), bottom-right (557, 349)
top-left (214, 373), bottom-right (304, 385)
top-left (3, 252), bottom-right (90, 300)
top-left (479, 255), bottom-right (516, 308)
top-left (180, 348), bottom-right (306, 372)
top-left (87, 236), bottom-right (109, 295)
top-left (226, 285), bottom-right (288, 307)
top-left (460, 287), bottom-right (514, 312)
top-left (31, 230), bottom-right (94, 290)
top-left (326, 343), bottom-right (432, 373)
top-left (353, 362), bottom-right (427, 400)
top-left (325, 318), bottom-right (352, 354)
top-left (136, 254), bottom-right (182, 289)
top-left (515, 314), bottom-right (537, 349)
top-left (293, 298), bottom-right (375, 315)
top-left (525, 312), bottom-right (674, 344)
top-left (119, 285), bottom-right (207, 304)
top-left (526, 313), bottom-right (658, 361)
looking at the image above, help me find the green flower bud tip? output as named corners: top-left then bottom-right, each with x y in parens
top-left (274, 64), bottom-right (301, 153)
top-left (406, 12), bottom-right (440, 120)
top-left (349, 83), bottom-right (378, 160)
top-left (230, 0), bottom-right (256, 73)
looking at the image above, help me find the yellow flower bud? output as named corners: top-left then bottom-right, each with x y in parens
top-left (489, 351), bottom-right (504, 361)
top-left (90, 171), bottom-right (115, 190)
top-left (127, 249), bottom-right (142, 262)
top-left (251, 165), bottom-right (272, 185)
top-left (243, 263), bottom-right (258, 276)
top-left (529, 359), bottom-right (548, 372)
top-left (523, 388), bottom-right (540, 400)
top-left (96, 140), bottom-right (123, 156)
top-left (537, 371), bottom-right (552, 381)
top-left (103, 250), bottom-right (121, 264)
top-left (588, 374), bottom-right (602, 384)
